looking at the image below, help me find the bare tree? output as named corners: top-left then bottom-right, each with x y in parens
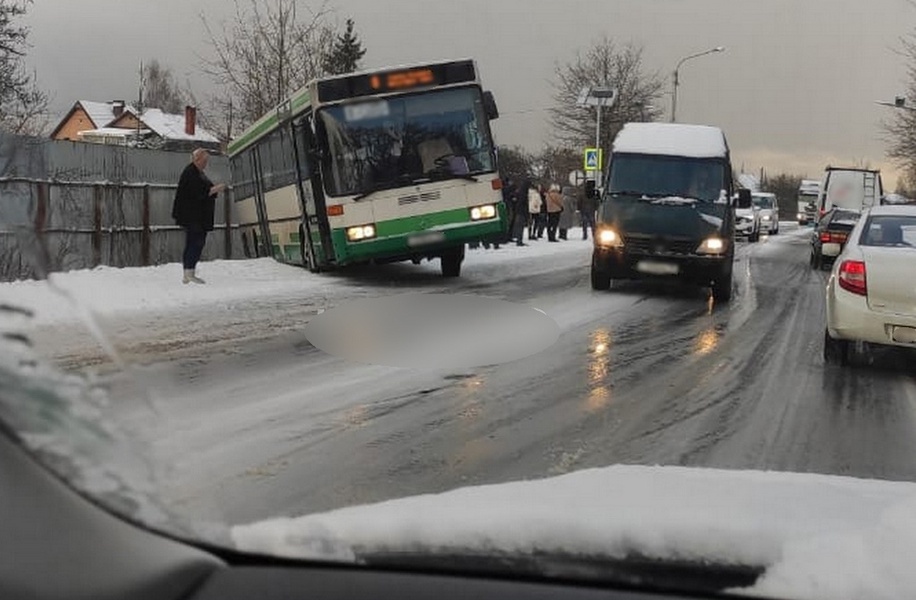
top-left (884, 33), bottom-right (916, 188)
top-left (549, 38), bottom-right (663, 155)
top-left (0, 0), bottom-right (49, 135)
top-left (496, 145), bottom-right (535, 183)
top-left (199, 0), bottom-right (336, 133)
top-left (141, 59), bottom-right (187, 114)
top-left (534, 145), bottom-right (581, 186)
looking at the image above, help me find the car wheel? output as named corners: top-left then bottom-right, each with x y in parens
top-left (591, 268), bottom-right (612, 291)
top-left (823, 329), bottom-right (849, 366)
top-left (810, 249), bottom-right (822, 270)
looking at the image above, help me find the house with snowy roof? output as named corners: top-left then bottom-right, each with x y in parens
top-left (50, 100), bottom-right (221, 152)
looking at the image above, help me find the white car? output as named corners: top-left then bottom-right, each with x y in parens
top-left (734, 205), bottom-right (761, 242)
top-left (751, 192), bottom-right (779, 235)
top-left (824, 205), bottom-right (916, 365)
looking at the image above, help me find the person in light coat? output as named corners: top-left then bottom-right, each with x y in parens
top-left (545, 184), bottom-right (564, 242)
top-left (527, 185), bottom-right (543, 241)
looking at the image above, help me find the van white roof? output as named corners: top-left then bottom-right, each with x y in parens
top-left (612, 123), bottom-right (727, 158)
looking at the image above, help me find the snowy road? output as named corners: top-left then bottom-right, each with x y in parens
top-left (16, 224), bottom-right (916, 527)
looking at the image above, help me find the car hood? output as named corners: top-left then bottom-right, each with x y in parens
top-left (233, 464), bottom-right (916, 600)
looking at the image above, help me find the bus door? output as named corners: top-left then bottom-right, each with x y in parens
top-left (251, 148), bottom-right (273, 258)
top-left (291, 115), bottom-right (322, 271)
top-left (298, 113), bottom-right (336, 266)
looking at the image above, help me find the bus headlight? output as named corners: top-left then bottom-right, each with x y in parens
top-left (596, 228), bottom-right (623, 248)
top-left (696, 237), bottom-right (726, 254)
top-left (346, 224), bottom-right (377, 242)
top-left (470, 204), bottom-right (497, 221)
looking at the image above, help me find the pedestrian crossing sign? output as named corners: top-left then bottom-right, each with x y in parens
top-left (584, 148), bottom-right (602, 172)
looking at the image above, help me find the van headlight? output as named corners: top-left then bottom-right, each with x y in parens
top-left (596, 228), bottom-right (623, 248)
top-left (696, 237), bottom-right (726, 254)
top-left (761, 214), bottom-right (771, 221)
top-left (470, 204), bottom-right (497, 221)
top-left (346, 224), bottom-right (377, 242)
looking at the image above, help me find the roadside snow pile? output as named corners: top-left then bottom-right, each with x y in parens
top-left (233, 464), bottom-right (916, 600)
top-left (0, 239), bottom-right (591, 326)
top-left (0, 259), bottom-right (335, 325)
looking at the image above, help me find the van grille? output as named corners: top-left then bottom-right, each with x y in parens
top-left (625, 236), bottom-right (697, 255)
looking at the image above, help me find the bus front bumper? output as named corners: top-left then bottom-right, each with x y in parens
top-left (334, 218), bottom-right (507, 265)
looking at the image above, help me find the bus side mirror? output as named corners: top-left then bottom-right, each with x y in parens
top-left (736, 189), bottom-right (752, 209)
top-left (483, 91), bottom-right (499, 120)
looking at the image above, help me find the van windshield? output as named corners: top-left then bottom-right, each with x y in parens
top-left (607, 154), bottom-right (725, 203)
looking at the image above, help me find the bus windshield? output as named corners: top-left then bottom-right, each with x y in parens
top-left (607, 154), bottom-right (726, 203)
top-left (317, 86), bottom-right (496, 197)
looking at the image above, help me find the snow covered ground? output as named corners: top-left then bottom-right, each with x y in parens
top-left (233, 463), bottom-right (916, 600)
top-left (0, 239), bottom-right (591, 368)
top-left (2, 238), bottom-right (591, 327)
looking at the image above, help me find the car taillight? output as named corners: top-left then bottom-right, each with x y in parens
top-left (820, 231), bottom-right (848, 243)
top-left (838, 260), bottom-right (867, 296)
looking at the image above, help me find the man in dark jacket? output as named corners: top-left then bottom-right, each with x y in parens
top-left (513, 178), bottom-right (530, 246)
top-left (578, 187), bottom-right (598, 241)
top-left (172, 149), bottom-right (225, 284)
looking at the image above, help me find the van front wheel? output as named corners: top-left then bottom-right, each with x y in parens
top-left (711, 269), bottom-right (733, 303)
top-left (591, 268), bottom-right (611, 291)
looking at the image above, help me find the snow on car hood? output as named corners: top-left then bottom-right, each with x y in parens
top-left (233, 465), bottom-right (916, 600)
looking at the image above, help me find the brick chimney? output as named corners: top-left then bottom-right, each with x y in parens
top-left (112, 100), bottom-right (125, 117)
top-left (184, 105), bottom-right (197, 136)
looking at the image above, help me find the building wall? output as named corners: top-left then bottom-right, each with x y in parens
top-left (108, 112), bottom-right (142, 130)
top-left (52, 106), bottom-right (98, 141)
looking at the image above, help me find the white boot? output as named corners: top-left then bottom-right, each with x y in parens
top-left (189, 269), bottom-right (206, 284)
top-left (182, 269), bottom-right (193, 284)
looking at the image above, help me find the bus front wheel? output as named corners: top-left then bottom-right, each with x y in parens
top-left (441, 246), bottom-right (465, 278)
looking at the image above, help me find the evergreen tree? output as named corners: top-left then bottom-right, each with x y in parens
top-left (322, 19), bottom-right (366, 76)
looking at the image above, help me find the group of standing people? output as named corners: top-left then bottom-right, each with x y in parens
top-left (501, 178), bottom-right (598, 245)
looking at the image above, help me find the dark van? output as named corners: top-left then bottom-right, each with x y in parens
top-left (590, 122), bottom-right (750, 302)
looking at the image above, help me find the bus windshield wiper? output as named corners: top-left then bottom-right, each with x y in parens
top-left (423, 171), bottom-right (479, 183)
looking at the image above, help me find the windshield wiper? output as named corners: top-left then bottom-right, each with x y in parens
top-left (609, 190), bottom-right (659, 197)
top-left (423, 171), bottom-right (479, 183)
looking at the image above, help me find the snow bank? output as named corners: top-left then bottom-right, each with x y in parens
top-left (0, 259), bottom-right (337, 325)
top-left (232, 464), bottom-right (916, 600)
top-left (0, 239), bottom-right (591, 327)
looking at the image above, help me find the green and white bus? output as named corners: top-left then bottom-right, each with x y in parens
top-left (228, 59), bottom-right (507, 277)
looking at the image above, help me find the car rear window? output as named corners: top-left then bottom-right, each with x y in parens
top-left (860, 216), bottom-right (916, 247)
top-left (830, 210), bottom-right (860, 226)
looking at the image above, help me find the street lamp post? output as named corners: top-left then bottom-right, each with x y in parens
top-left (876, 96), bottom-right (916, 112)
top-left (671, 46), bottom-right (724, 123)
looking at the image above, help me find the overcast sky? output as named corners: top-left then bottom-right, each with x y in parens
top-left (24, 0), bottom-right (916, 186)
